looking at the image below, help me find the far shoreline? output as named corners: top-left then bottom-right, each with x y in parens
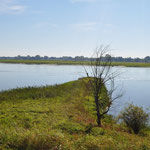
top-left (0, 59), bottom-right (150, 67)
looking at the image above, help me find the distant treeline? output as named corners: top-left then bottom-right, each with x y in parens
top-left (0, 55), bottom-right (150, 63)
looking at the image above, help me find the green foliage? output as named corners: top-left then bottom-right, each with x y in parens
top-left (103, 114), bottom-right (116, 124)
top-left (55, 121), bottom-right (85, 134)
top-left (140, 144), bottom-right (150, 150)
top-left (91, 127), bottom-right (105, 136)
top-left (119, 104), bottom-right (149, 134)
top-left (0, 129), bottom-right (69, 150)
top-left (0, 79), bottom-right (149, 149)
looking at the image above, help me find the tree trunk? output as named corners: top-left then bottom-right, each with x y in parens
top-left (97, 114), bottom-right (101, 127)
top-left (95, 97), bottom-right (102, 127)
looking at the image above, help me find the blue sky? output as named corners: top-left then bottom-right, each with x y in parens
top-left (0, 0), bottom-right (149, 58)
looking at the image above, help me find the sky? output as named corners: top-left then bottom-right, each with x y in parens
top-left (0, 0), bottom-right (150, 58)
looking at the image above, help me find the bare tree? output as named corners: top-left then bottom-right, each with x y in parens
top-left (84, 45), bottom-right (122, 127)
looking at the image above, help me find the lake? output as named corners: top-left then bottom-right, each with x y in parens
top-left (0, 63), bottom-right (150, 112)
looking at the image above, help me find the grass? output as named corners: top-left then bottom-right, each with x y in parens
top-left (0, 59), bottom-right (150, 67)
top-left (0, 78), bottom-right (150, 149)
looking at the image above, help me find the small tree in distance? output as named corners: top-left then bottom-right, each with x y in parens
top-left (84, 45), bottom-right (122, 127)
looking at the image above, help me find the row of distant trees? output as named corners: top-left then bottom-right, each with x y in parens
top-left (0, 55), bottom-right (150, 63)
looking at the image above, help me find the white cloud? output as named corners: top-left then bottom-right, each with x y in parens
top-left (105, 23), bottom-right (113, 27)
top-left (35, 22), bottom-right (59, 29)
top-left (70, 0), bottom-right (111, 3)
top-left (71, 22), bottom-right (114, 32)
top-left (71, 0), bottom-right (97, 3)
top-left (32, 10), bottom-right (46, 15)
top-left (71, 22), bottom-right (98, 31)
top-left (0, 0), bottom-right (25, 14)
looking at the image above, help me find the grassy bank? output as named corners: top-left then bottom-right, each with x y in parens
top-left (0, 79), bottom-right (150, 149)
top-left (0, 59), bottom-right (150, 67)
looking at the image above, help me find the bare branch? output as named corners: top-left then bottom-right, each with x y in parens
top-left (84, 45), bottom-right (122, 127)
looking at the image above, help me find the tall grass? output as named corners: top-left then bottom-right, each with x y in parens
top-left (0, 79), bottom-right (150, 149)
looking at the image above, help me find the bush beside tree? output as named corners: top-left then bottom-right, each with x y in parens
top-left (119, 104), bottom-right (149, 134)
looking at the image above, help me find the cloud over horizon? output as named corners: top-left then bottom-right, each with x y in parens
top-left (71, 22), bottom-right (98, 31)
top-left (70, 0), bottom-right (98, 3)
top-left (0, 0), bottom-right (25, 14)
top-left (35, 22), bottom-right (59, 29)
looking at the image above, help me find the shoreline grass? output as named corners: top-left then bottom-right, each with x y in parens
top-left (0, 59), bottom-right (150, 67)
top-left (0, 79), bottom-right (150, 149)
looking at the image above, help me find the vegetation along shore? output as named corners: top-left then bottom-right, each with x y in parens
top-left (0, 78), bottom-right (150, 149)
top-left (0, 59), bottom-right (150, 67)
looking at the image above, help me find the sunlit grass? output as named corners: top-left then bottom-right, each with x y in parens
top-left (0, 78), bottom-right (150, 149)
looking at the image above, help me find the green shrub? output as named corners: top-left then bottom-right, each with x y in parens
top-left (119, 104), bottom-right (149, 134)
top-left (91, 127), bottom-right (105, 136)
top-left (103, 114), bottom-right (116, 124)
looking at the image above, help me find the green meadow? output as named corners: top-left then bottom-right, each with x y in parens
top-left (0, 78), bottom-right (150, 150)
top-left (0, 59), bottom-right (150, 67)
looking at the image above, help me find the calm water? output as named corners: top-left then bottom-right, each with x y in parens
top-left (0, 63), bottom-right (150, 111)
